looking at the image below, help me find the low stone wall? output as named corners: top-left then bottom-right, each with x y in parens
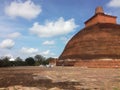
top-left (57, 60), bottom-right (120, 68)
top-left (56, 60), bottom-right (76, 66)
top-left (74, 60), bottom-right (120, 68)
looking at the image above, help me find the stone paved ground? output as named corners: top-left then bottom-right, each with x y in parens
top-left (0, 85), bottom-right (39, 90)
top-left (0, 66), bottom-right (120, 90)
top-left (0, 85), bottom-right (62, 90)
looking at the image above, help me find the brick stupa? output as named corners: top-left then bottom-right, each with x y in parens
top-left (57, 7), bottom-right (120, 68)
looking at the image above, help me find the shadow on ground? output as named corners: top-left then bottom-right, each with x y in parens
top-left (0, 72), bottom-right (82, 89)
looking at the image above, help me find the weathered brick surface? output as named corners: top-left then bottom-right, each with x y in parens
top-left (59, 23), bottom-right (120, 60)
top-left (57, 60), bottom-right (120, 68)
top-left (74, 60), bottom-right (120, 68)
top-left (85, 14), bottom-right (116, 27)
top-left (58, 23), bottom-right (120, 68)
top-left (59, 7), bottom-right (120, 68)
top-left (85, 7), bottom-right (116, 27)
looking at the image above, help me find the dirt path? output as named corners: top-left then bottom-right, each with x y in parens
top-left (0, 66), bottom-right (120, 90)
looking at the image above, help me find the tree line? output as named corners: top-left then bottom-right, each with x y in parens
top-left (0, 55), bottom-right (54, 67)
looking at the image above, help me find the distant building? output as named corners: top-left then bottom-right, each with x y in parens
top-left (57, 6), bottom-right (120, 68)
top-left (49, 58), bottom-right (57, 66)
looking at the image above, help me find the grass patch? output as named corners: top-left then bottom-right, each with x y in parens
top-left (113, 87), bottom-right (120, 90)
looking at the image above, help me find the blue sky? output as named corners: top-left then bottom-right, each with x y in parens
top-left (0, 0), bottom-right (120, 59)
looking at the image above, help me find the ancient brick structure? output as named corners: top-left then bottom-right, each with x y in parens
top-left (57, 7), bottom-right (120, 68)
top-left (74, 60), bottom-right (120, 68)
top-left (85, 6), bottom-right (117, 27)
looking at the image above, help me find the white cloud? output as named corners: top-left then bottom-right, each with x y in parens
top-left (60, 36), bottom-right (70, 44)
top-left (107, 0), bottom-right (120, 7)
top-left (9, 58), bottom-right (15, 61)
top-left (20, 47), bottom-right (38, 54)
top-left (5, 0), bottom-right (42, 20)
top-left (42, 40), bottom-right (55, 45)
top-left (41, 50), bottom-right (50, 55)
top-left (41, 50), bottom-right (55, 57)
top-left (20, 47), bottom-right (55, 57)
top-left (0, 39), bottom-right (15, 49)
top-left (30, 17), bottom-right (78, 37)
top-left (3, 54), bottom-right (13, 58)
top-left (7, 32), bottom-right (21, 38)
top-left (3, 54), bottom-right (15, 61)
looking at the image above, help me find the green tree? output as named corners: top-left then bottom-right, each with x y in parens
top-left (0, 56), bottom-right (10, 67)
top-left (0, 58), bottom-right (4, 67)
top-left (14, 57), bottom-right (26, 66)
top-left (25, 57), bottom-right (35, 66)
top-left (34, 55), bottom-right (45, 65)
top-left (15, 57), bottom-right (23, 61)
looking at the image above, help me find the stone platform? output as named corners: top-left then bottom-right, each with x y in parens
top-left (57, 60), bottom-right (120, 68)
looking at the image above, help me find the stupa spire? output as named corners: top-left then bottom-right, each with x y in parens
top-left (95, 6), bottom-right (104, 14)
top-left (85, 6), bottom-right (117, 27)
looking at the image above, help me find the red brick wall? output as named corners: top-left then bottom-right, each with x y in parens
top-left (74, 60), bottom-right (120, 68)
top-left (57, 60), bottom-right (120, 68)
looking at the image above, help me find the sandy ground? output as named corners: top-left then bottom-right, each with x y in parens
top-left (0, 66), bottom-right (120, 90)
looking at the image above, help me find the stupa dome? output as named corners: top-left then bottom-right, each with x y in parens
top-left (57, 7), bottom-right (120, 67)
top-left (59, 23), bottom-right (120, 60)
